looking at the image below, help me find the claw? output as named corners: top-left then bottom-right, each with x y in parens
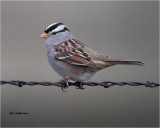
top-left (60, 76), bottom-right (71, 92)
top-left (65, 80), bottom-right (69, 87)
top-left (76, 82), bottom-right (86, 90)
top-left (61, 87), bottom-right (66, 92)
top-left (64, 76), bottom-right (71, 87)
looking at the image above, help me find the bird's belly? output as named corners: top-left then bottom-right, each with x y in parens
top-left (47, 56), bottom-right (97, 82)
top-left (48, 56), bottom-right (70, 77)
top-left (72, 71), bottom-right (98, 82)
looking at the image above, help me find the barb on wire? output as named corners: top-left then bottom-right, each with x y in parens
top-left (0, 80), bottom-right (159, 89)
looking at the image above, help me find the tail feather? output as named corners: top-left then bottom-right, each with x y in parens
top-left (100, 56), bottom-right (144, 67)
top-left (116, 60), bottom-right (144, 66)
top-left (103, 56), bottom-right (144, 66)
top-left (106, 60), bottom-right (144, 66)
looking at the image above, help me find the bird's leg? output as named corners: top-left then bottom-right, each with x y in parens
top-left (76, 82), bottom-right (86, 90)
top-left (64, 76), bottom-right (71, 87)
top-left (60, 76), bottom-right (71, 92)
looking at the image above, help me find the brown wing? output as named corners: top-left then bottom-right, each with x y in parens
top-left (54, 39), bottom-right (98, 67)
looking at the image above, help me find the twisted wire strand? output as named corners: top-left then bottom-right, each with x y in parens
top-left (0, 80), bottom-right (159, 88)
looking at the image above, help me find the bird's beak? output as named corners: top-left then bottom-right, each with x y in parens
top-left (40, 32), bottom-right (49, 38)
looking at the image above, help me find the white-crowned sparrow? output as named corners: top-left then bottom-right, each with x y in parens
top-left (40, 22), bottom-right (144, 88)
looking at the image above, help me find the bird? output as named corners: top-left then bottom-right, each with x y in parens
top-left (40, 22), bottom-right (144, 90)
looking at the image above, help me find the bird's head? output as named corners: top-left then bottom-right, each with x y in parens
top-left (40, 22), bottom-right (70, 39)
top-left (40, 22), bottom-right (74, 47)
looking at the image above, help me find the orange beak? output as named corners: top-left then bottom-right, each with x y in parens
top-left (40, 32), bottom-right (49, 38)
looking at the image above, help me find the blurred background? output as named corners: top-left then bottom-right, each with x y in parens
top-left (1, 1), bottom-right (159, 127)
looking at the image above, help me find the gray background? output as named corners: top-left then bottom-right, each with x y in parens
top-left (1, 1), bottom-right (159, 127)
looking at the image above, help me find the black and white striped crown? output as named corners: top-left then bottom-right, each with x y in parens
top-left (44, 22), bottom-right (70, 34)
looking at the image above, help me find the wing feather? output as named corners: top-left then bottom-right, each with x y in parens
top-left (53, 39), bottom-right (97, 67)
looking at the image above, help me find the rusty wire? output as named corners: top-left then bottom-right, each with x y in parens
top-left (0, 80), bottom-right (159, 89)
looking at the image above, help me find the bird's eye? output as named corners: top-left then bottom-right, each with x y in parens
top-left (52, 32), bottom-right (57, 35)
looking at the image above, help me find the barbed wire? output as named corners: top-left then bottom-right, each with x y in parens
top-left (0, 80), bottom-right (159, 89)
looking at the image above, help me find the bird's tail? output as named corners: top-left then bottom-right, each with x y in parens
top-left (103, 56), bottom-right (144, 66)
top-left (107, 60), bottom-right (144, 66)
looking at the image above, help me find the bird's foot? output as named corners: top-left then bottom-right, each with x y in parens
top-left (76, 82), bottom-right (86, 90)
top-left (60, 76), bottom-right (71, 92)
